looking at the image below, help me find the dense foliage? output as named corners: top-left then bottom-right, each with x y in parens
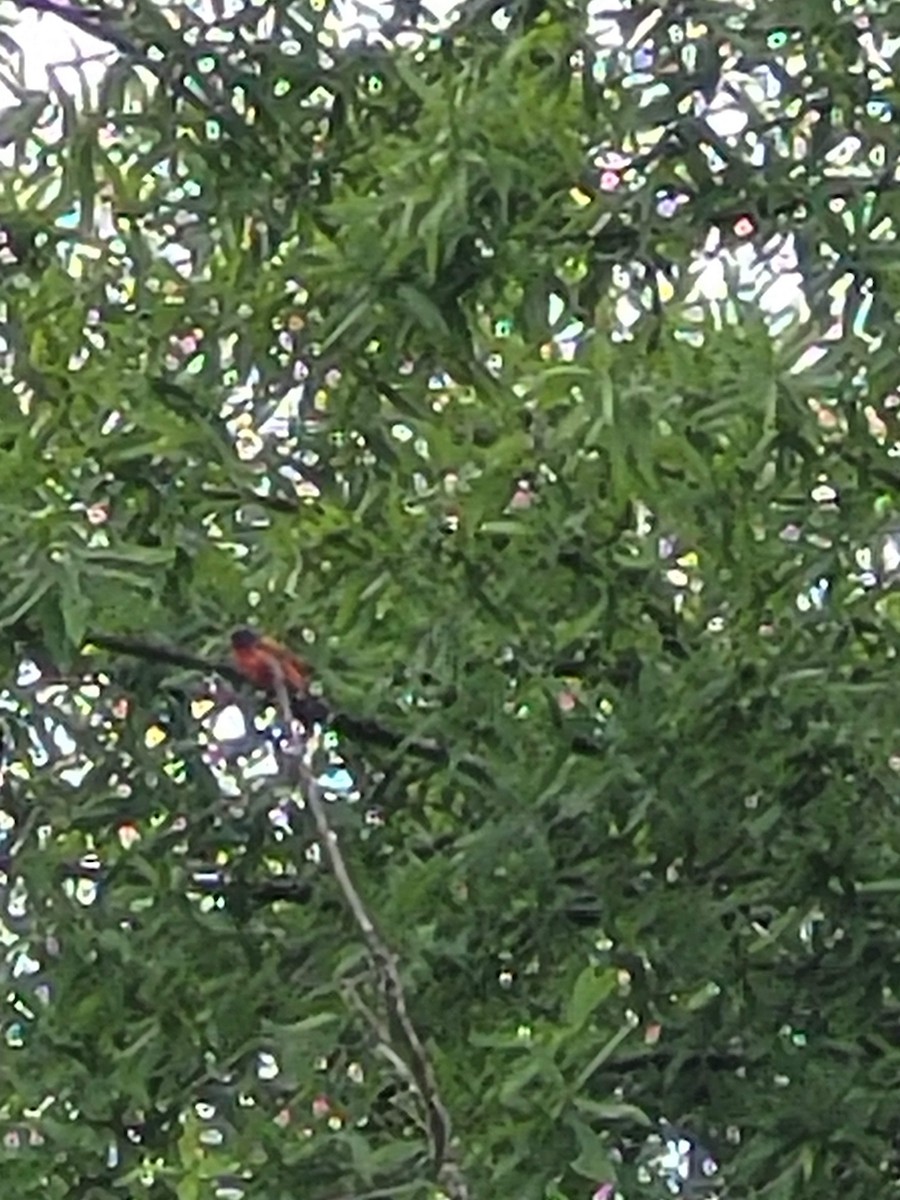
top-left (1, 1), bottom-right (899, 1198)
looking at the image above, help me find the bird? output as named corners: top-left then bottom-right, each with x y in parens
top-left (230, 627), bottom-right (329, 724)
top-left (230, 627), bottom-right (312, 693)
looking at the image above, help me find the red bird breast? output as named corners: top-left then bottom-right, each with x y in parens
top-left (230, 628), bottom-right (311, 694)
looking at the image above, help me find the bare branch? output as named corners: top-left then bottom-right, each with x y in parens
top-left (84, 631), bottom-right (241, 683)
top-left (269, 671), bottom-right (468, 1200)
top-left (340, 978), bottom-right (422, 1101)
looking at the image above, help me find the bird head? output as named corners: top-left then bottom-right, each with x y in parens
top-left (231, 628), bottom-right (260, 651)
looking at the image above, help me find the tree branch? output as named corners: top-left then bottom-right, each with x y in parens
top-left (85, 631), bottom-right (241, 683)
top-left (82, 631), bottom-right (497, 781)
top-left (270, 672), bottom-right (468, 1200)
top-left (81, 631), bottom-right (610, 772)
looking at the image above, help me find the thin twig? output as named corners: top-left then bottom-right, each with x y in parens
top-left (268, 670), bottom-right (466, 1199)
top-left (8, 803), bottom-right (40, 860)
top-left (340, 977), bottom-right (421, 1097)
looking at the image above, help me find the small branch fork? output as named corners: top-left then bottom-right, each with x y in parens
top-left (268, 668), bottom-right (469, 1200)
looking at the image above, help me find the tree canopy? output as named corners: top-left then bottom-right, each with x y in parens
top-left (1, 1), bottom-right (899, 1198)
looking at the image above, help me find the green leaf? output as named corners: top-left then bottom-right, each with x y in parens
top-left (0, 91), bottom-right (47, 147)
top-left (0, 570), bottom-right (54, 627)
top-left (60, 566), bottom-right (89, 650)
top-left (568, 1117), bottom-right (617, 1181)
top-left (320, 291), bottom-right (376, 352)
top-left (574, 1098), bottom-right (652, 1127)
top-left (396, 284), bottom-right (450, 336)
top-left (565, 966), bottom-right (617, 1031)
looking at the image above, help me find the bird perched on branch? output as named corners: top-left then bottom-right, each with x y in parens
top-left (231, 628), bottom-right (311, 693)
top-left (230, 628), bottom-right (328, 724)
